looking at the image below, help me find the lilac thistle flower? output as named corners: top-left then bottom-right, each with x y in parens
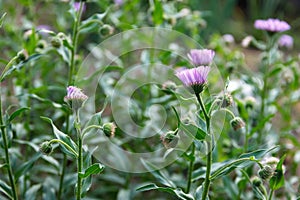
top-left (187, 49), bottom-right (215, 66)
top-left (114, 0), bottom-right (123, 6)
top-left (254, 18), bottom-right (290, 32)
top-left (175, 66), bottom-right (210, 94)
top-left (278, 34), bottom-right (293, 49)
top-left (74, 2), bottom-right (86, 12)
top-left (64, 86), bottom-right (88, 110)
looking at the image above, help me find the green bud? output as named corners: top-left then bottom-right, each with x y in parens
top-left (161, 81), bottom-right (176, 94)
top-left (102, 122), bottom-right (116, 137)
top-left (37, 40), bottom-right (47, 49)
top-left (230, 117), bottom-right (245, 131)
top-left (99, 24), bottom-right (114, 37)
top-left (251, 176), bottom-right (262, 187)
top-left (258, 165), bottom-right (273, 180)
top-left (160, 131), bottom-right (179, 149)
top-left (51, 37), bottom-right (61, 48)
top-left (40, 141), bottom-right (53, 155)
top-left (221, 93), bottom-right (233, 107)
top-left (244, 96), bottom-right (256, 109)
top-left (17, 49), bottom-right (28, 62)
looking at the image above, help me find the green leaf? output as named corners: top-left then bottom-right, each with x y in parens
top-left (79, 163), bottom-right (105, 178)
top-left (269, 155), bottom-right (286, 190)
top-left (267, 65), bottom-right (283, 78)
top-left (137, 183), bottom-right (194, 200)
top-left (15, 153), bottom-right (42, 180)
top-left (79, 9), bottom-right (110, 32)
top-left (0, 12), bottom-right (6, 28)
top-left (141, 159), bottom-right (176, 188)
top-left (8, 107), bottom-right (30, 122)
top-left (0, 54), bottom-right (42, 82)
top-left (152, 0), bottom-right (163, 25)
top-left (27, 94), bottom-right (63, 109)
top-left (193, 147), bottom-right (278, 181)
top-left (180, 122), bottom-right (206, 141)
top-left (41, 117), bottom-right (78, 158)
top-left (0, 163), bottom-right (7, 169)
top-left (0, 179), bottom-right (12, 199)
top-left (25, 184), bottom-right (41, 200)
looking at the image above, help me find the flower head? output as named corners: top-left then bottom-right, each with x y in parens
top-left (73, 2), bottom-right (86, 12)
top-left (64, 86), bottom-right (88, 110)
top-left (278, 34), bottom-right (293, 49)
top-left (230, 117), bottom-right (245, 131)
top-left (175, 66), bottom-right (210, 94)
top-left (102, 122), bottom-right (116, 138)
top-left (187, 49), bottom-right (215, 66)
top-left (254, 18), bottom-right (290, 32)
top-left (40, 141), bottom-right (53, 155)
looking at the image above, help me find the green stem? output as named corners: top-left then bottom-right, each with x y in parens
top-left (0, 88), bottom-right (18, 200)
top-left (57, 154), bottom-right (67, 200)
top-left (68, 1), bottom-right (84, 85)
top-left (186, 143), bottom-right (195, 193)
top-left (195, 93), bottom-right (211, 200)
top-left (268, 189), bottom-right (274, 200)
top-left (75, 111), bottom-right (83, 200)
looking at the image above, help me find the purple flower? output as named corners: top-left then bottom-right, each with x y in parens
top-left (254, 18), bottom-right (290, 32)
top-left (65, 86), bottom-right (88, 101)
top-left (114, 0), bottom-right (123, 6)
top-left (175, 66), bottom-right (210, 94)
top-left (73, 2), bottom-right (86, 12)
top-left (278, 34), bottom-right (293, 49)
top-left (187, 49), bottom-right (215, 66)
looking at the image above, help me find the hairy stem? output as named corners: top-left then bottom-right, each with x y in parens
top-left (195, 93), bottom-right (211, 200)
top-left (186, 143), bottom-right (195, 193)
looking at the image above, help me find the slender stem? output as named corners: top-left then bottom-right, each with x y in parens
top-left (186, 143), bottom-right (195, 193)
top-left (0, 88), bottom-right (18, 200)
top-left (268, 189), bottom-right (274, 200)
top-left (195, 93), bottom-right (211, 200)
top-left (57, 154), bottom-right (67, 200)
top-left (75, 111), bottom-right (83, 200)
top-left (68, 1), bottom-right (84, 85)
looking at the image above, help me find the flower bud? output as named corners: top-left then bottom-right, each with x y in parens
top-left (17, 49), bottom-right (28, 62)
top-left (251, 176), bottom-right (262, 187)
top-left (40, 141), bottom-right (53, 155)
top-left (230, 117), bottom-right (245, 131)
top-left (221, 93), bottom-right (233, 107)
top-left (160, 131), bottom-right (179, 149)
top-left (37, 40), bottom-right (47, 49)
top-left (244, 96), bottom-right (256, 109)
top-left (102, 122), bottom-right (116, 138)
top-left (64, 86), bottom-right (88, 111)
top-left (99, 24), bottom-right (114, 37)
top-left (57, 32), bottom-right (67, 40)
top-left (258, 165), bottom-right (273, 180)
top-left (50, 37), bottom-right (61, 48)
top-left (161, 81), bottom-right (176, 94)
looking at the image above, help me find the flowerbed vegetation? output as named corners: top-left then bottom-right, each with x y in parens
top-left (0, 1), bottom-right (299, 199)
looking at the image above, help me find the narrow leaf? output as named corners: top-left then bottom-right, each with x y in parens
top-left (79, 163), bottom-right (105, 178)
top-left (8, 107), bottom-right (30, 122)
top-left (41, 117), bottom-right (78, 158)
top-left (15, 153), bottom-right (42, 180)
top-left (269, 155), bottom-right (286, 190)
top-left (0, 179), bottom-right (12, 199)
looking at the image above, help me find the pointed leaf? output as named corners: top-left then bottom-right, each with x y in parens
top-left (8, 107), bottom-right (30, 122)
top-left (0, 179), bottom-right (12, 199)
top-left (269, 155), bottom-right (286, 190)
top-left (0, 13), bottom-right (6, 28)
top-left (25, 184), bottom-right (41, 200)
top-left (79, 163), bottom-right (105, 178)
top-left (15, 153), bottom-right (42, 180)
top-left (41, 117), bottom-right (78, 158)
top-left (137, 183), bottom-right (194, 200)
